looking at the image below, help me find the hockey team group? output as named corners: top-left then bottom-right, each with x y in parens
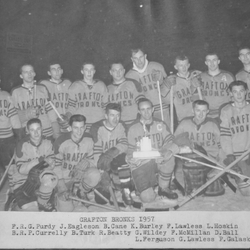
top-left (1, 47), bottom-right (250, 212)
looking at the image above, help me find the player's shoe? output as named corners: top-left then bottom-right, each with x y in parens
top-left (158, 187), bottom-right (178, 200)
top-left (121, 188), bottom-right (134, 206)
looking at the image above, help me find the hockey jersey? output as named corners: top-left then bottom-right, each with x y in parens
top-left (11, 84), bottom-right (57, 137)
top-left (53, 132), bottom-right (94, 182)
top-left (127, 118), bottom-right (178, 160)
top-left (105, 78), bottom-right (144, 125)
top-left (39, 78), bottom-right (72, 115)
top-left (162, 71), bottom-right (200, 122)
top-left (196, 70), bottom-right (234, 118)
top-left (12, 136), bottom-right (54, 190)
top-left (67, 79), bottom-right (107, 127)
top-left (89, 120), bottom-right (128, 164)
top-left (220, 102), bottom-right (250, 159)
top-left (125, 61), bottom-right (169, 117)
top-left (235, 69), bottom-right (250, 100)
top-left (0, 90), bottom-right (21, 138)
top-left (175, 117), bottom-right (222, 159)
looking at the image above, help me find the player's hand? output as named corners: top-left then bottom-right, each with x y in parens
top-left (191, 75), bottom-right (202, 88)
top-left (44, 157), bottom-right (55, 168)
top-left (163, 75), bottom-right (177, 89)
top-left (57, 114), bottom-right (70, 129)
top-left (152, 69), bottom-right (162, 82)
top-left (26, 107), bottom-right (38, 119)
top-left (190, 70), bottom-right (202, 79)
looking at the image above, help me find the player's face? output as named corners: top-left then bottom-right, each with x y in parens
top-left (239, 48), bottom-right (250, 65)
top-left (110, 64), bottom-right (125, 82)
top-left (105, 109), bottom-right (120, 128)
top-left (71, 121), bottom-right (86, 141)
top-left (81, 64), bottom-right (96, 81)
top-left (138, 101), bottom-right (154, 122)
top-left (48, 64), bottom-right (63, 81)
top-left (205, 55), bottom-right (220, 72)
top-left (193, 104), bottom-right (209, 124)
top-left (174, 59), bottom-right (190, 75)
top-left (231, 85), bottom-right (247, 103)
top-left (131, 50), bottom-right (147, 70)
top-left (20, 65), bottom-right (36, 83)
top-left (28, 122), bottom-right (42, 144)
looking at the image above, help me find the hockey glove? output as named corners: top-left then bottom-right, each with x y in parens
top-left (57, 114), bottom-right (70, 130)
top-left (97, 147), bottom-right (120, 171)
top-left (51, 121), bottom-right (60, 139)
top-left (163, 75), bottom-right (177, 89)
top-left (21, 160), bottom-right (49, 197)
top-left (70, 158), bottom-right (92, 182)
top-left (173, 132), bottom-right (193, 149)
top-left (191, 74), bottom-right (202, 88)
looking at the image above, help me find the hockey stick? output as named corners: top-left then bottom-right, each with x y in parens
top-left (49, 101), bottom-right (71, 132)
top-left (69, 195), bottom-right (117, 211)
top-left (156, 80), bottom-right (164, 121)
top-left (173, 148), bottom-right (250, 210)
top-left (109, 186), bottom-right (120, 211)
top-left (175, 154), bottom-right (249, 181)
top-left (0, 153), bottom-right (15, 191)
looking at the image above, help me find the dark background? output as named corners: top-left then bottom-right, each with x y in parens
top-left (0, 0), bottom-right (250, 92)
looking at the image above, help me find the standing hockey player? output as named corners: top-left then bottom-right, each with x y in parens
top-left (236, 47), bottom-right (250, 100)
top-left (39, 62), bottom-right (72, 134)
top-left (193, 53), bottom-right (234, 122)
top-left (53, 114), bottom-right (100, 201)
top-left (67, 63), bottom-right (108, 132)
top-left (89, 103), bottom-right (133, 205)
top-left (11, 64), bottom-right (60, 140)
top-left (220, 80), bottom-right (250, 195)
top-left (106, 62), bottom-right (145, 126)
top-left (11, 118), bottom-right (56, 211)
top-left (161, 55), bottom-right (202, 125)
top-left (127, 98), bottom-right (192, 204)
top-left (125, 48), bottom-right (170, 126)
top-left (0, 86), bottom-right (22, 178)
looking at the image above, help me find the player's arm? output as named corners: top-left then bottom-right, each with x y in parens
top-left (126, 126), bottom-right (138, 163)
top-left (219, 107), bottom-right (234, 155)
top-left (114, 123), bottom-right (129, 154)
top-left (15, 142), bottom-right (40, 175)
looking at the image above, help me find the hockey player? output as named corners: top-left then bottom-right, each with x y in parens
top-left (192, 53), bottom-right (234, 122)
top-left (125, 48), bottom-right (170, 126)
top-left (89, 103), bottom-right (133, 205)
top-left (161, 55), bottom-right (202, 125)
top-left (127, 98), bottom-right (192, 203)
top-left (67, 63), bottom-right (108, 132)
top-left (236, 47), bottom-right (250, 100)
top-left (0, 86), bottom-right (22, 177)
top-left (220, 80), bottom-right (250, 195)
top-left (39, 62), bottom-right (72, 134)
top-left (11, 118), bottom-right (56, 211)
top-left (11, 64), bottom-right (60, 140)
top-left (53, 114), bottom-right (100, 201)
top-left (106, 62), bottom-right (145, 126)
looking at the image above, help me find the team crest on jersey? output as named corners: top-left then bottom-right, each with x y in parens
top-left (157, 124), bottom-right (162, 131)
top-left (221, 75), bottom-right (227, 82)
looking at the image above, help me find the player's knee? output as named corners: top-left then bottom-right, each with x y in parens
top-left (82, 167), bottom-right (101, 189)
top-left (139, 187), bottom-right (156, 203)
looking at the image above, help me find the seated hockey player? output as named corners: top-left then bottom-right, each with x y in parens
top-left (126, 98), bottom-right (192, 204)
top-left (53, 114), bottom-right (101, 206)
top-left (89, 103), bottom-right (135, 206)
top-left (220, 80), bottom-right (250, 196)
top-left (175, 100), bottom-right (227, 196)
top-left (11, 118), bottom-right (57, 211)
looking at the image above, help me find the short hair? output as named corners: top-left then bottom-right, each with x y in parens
top-left (69, 114), bottom-right (86, 126)
top-left (109, 62), bottom-right (124, 71)
top-left (137, 98), bottom-right (153, 109)
top-left (192, 100), bottom-right (209, 109)
top-left (105, 103), bottom-right (122, 114)
top-left (27, 118), bottom-right (42, 130)
top-left (238, 46), bottom-right (250, 54)
top-left (20, 64), bottom-right (34, 74)
top-left (131, 48), bottom-right (145, 57)
top-left (205, 52), bottom-right (219, 60)
top-left (228, 80), bottom-right (248, 92)
top-left (81, 62), bottom-right (95, 71)
top-left (175, 55), bottom-right (189, 64)
top-left (48, 62), bottom-right (61, 71)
